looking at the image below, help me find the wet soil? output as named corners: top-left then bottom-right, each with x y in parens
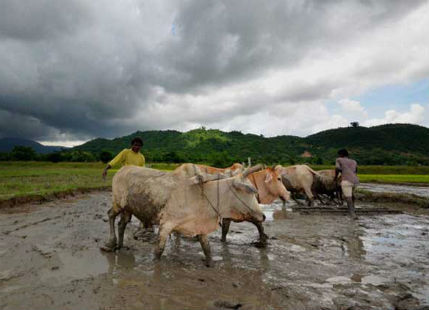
top-left (1, 192), bottom-right (428, 310)
top-left (359, 183), bottom-right (429, 198)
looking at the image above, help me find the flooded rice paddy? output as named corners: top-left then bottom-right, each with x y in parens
top-left (0, 191), bottom-right (428, 310)
top-left (359, 183), bottom-right (429, 198)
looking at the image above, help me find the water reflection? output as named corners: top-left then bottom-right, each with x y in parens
top-left (346, 221), bottom-right (366, 259)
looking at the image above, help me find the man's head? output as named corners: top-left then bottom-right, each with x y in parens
top-left (337, 148), bottom-right (349, 157)
top-left (131, 137), bottom-right (143, 153)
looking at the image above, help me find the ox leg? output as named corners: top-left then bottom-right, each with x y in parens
top-left (198, 234), bottom-right (212, 267)
top-left (117, 211), bottom-right (132, 250)
top-left (253, 221), bottom-right (268, 247)
top-left (338, 188), bottom-right (344, 206)
top-left (291, 192), bottom-right (303, 206)
top-left (304, 188), bottom-right (315, 207)
top-left (103, 207), bottom-right (119, 251)
top-left (154, 224), bottom-right (173, 259)
top-left (221, 219), bottom-right (231, 242)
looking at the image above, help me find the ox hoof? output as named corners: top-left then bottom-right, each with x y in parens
top-left (203, 259), bottom-right (213, 267)
top-left (100, 245), bottom-right (115, 252)
top-left (100, 239), bottom-right (117, 252)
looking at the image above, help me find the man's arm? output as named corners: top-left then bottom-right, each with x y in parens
top-left (102, 150), bottom-right (125, 180)
top-left (334, 158), bottom-right (341, 180)
top-left (102, 164), bottom-right (112, 180)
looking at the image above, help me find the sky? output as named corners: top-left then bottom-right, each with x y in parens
top-left (0, 0), bottom-right (428, 147)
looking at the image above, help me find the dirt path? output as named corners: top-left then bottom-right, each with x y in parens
top-left (1, 192), bottom-right (428, 310)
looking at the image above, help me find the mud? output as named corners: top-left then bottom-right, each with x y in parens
top-left (359, 183), bottom-right (429, 199)
top-left (1, 192), bottom-right (429, 310)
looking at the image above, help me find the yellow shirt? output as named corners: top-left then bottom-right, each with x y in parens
top-left (109, 149), bottom-right (145, 167)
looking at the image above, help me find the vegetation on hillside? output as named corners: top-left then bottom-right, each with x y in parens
top-left (1, 124), bottom-right (429, 166)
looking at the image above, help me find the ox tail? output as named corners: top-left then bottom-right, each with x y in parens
top-left (305, 166), bottom-right (332, 187)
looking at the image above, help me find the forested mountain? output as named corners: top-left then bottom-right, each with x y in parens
top-left (74, 124), bottom-right (429, 166)
top-left (0, 138), bottom-right (66, 153)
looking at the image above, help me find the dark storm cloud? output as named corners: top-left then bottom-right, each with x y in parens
top-left (0, 0), bottom-right (426, 141)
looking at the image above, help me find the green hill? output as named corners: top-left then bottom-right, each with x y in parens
top-left (74, 123), bottom-right (429, 166)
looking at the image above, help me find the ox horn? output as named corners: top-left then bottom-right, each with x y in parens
top-left (242, 164), bottom-right (264, 178)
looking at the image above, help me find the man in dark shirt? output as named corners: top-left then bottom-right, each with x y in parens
top-left (335, 149), bottom-right (359, 219)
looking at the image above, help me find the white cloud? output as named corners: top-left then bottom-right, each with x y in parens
top-left (0, 0), bottom-right (428, 141)
top-left (363, 104), bottom-right (426, 127)
top-left (338, 99), bottom-right (368, 118)
top-left (38, 140), bottom-right (89, 147)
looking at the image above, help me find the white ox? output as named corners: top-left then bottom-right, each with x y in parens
top-left (275, 164), bottom-right (321, 206)
top-left (103, 164), bottom-right (265, 266)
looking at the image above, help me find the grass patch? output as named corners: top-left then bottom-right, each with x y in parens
top-left (0, 161), bottom-right (114, 201)
top-left (358, 174), bottom-right (429, 184)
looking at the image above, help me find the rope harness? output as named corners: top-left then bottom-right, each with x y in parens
top-left (249, 172), bottom-right (261, 203)
top-left (191, 164), bottom-right (258, 220)
top-left (192, 165), bottom-right (221, 219)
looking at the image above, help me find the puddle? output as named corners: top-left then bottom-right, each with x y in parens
top-left (361, 275), bottom-right (388, 286)
top-left (359, 183), bottom-right (429, 198)
top-left (40, 249), bottom-right (110, 282)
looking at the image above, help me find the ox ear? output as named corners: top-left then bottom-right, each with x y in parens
top-left (233, 179), bottom-right (258, 194)
top-left (264, 172), bottom-right (273, 183)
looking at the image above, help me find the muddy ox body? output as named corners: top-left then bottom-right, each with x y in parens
top-left (103, 165), bottom-right (264, 266)
top-left (312, 169), bottom-right (343, 205)
top-left (275, 165), bottom-right (320, 206)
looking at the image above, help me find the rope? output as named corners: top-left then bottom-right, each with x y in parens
top-left (249, 172), bottom-right (261, 203)
top-left (192, 164), bottom-right (221, 218)
top-left (227, 180), bottom-right (259, 214)
top-left (191, 165), bottom-right (258, 219)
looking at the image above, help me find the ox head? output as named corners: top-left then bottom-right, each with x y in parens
top-left (226, 165), bottom-right (266, 223)
top-left (261, 167), bottom-right (291, 203)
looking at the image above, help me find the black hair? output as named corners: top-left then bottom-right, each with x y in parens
top-left (131, 137), bottom-right (143, 146)
top-left (337, 148), bottom-right (349, 157)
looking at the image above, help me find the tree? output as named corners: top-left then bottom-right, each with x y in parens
top-left (11, 146), bottom-right (37, 161)
top-left (67, 150), bottom-right (96, 162)
top-left (209, 151), bottom-right (232, 167)
top-left (350, 121), bottom-right (359, 128)
top-left (99, 151), bottom-right (113, 163)
top-left (164, 151), bottom-right (184, 163)
top-left (47, 152), bottom-right (62, 163)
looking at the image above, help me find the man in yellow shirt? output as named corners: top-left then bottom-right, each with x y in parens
top-left (102, 137), bottom-right (145, 180)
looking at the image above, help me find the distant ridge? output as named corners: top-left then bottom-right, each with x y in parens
top-left (0, 137), bottom-right (67, 154)
top-left (74, 123), bottom-right (429, 165)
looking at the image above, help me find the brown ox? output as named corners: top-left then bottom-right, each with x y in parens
top-left (221, 166), bottom-right (290, 245)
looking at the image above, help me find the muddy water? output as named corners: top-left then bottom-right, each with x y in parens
top-left (1, 192), bottom-right (428, 310)
top-left (359, 182), bottom-right (429, 198)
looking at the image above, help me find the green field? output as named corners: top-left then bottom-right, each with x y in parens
top-left (0, 162), bottom-right (428, 203)
top-left (357, 174), bottom-right (429, 184)
top-left (0, 161), bottom-right (114, 201)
